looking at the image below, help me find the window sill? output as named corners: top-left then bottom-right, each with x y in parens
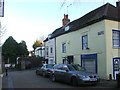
top-left (113, 47), bottom-right (120, 49)
top-left (82, 48), bottom-right (90, 50)
top-left (62, 52), bottom-right (66, 53)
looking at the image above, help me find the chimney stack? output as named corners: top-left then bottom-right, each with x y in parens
top-left (116, 0), bottom-right (120, 7)
top-left (62, 14), bottom-right (70, 26)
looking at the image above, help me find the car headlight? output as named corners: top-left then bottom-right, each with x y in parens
top-left (77, 74), bottom-right (90, 79)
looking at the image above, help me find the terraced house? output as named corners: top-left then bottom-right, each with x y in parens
top-left (44, 1), bottom-right (120, 80)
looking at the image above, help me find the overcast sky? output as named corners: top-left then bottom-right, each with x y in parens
top-left (0, 0), bottom-right (116, 51)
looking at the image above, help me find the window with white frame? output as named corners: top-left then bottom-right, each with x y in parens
top-left (82, 35), bottom-right (88, 50)
top-left (112, 30), bottom-right (120, 47)
top-left (62, 42), bottom-right (66, 53)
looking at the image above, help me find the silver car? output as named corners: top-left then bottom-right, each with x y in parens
top-left (50, 64), bottom-right (100, 86)
top-left (36, 64), bottom-right (54, 77)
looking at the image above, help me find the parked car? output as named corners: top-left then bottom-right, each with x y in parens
top-left (50, 64), bottom-right (100, 86)
top-left (36, 64), bottom-right (54, 77)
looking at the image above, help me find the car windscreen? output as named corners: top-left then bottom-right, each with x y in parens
top-left (46, 64), bottom-right (54, 68)
top-left (70, 64), bottom-right (86, 71)
top-left (67, 65), bottom-right (76, 71)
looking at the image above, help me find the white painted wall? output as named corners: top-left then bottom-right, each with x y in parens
top-left (35, 47), bottom-right (45, 57)
top-left (105, 20), bottom-right (120, 79)
top-left (44, 38), bottom-right (56, 64)
top-left (56, 20), bottom-right (107, 79)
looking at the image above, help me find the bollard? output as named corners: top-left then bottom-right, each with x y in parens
top-left (109, 74), bottom-right (112, 80)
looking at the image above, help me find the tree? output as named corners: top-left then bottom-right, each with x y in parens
top-left (2, 36), bottom-right (19, 64)
top-left (2, 37), bottom-right (29, 64)
top-left (32, 39), bottom-right (44, 50)
top-left (0, 21), bottom-right (6, 73)
top-left (60, 0), bottom-right (84, 14)
top-left (18, 40), bottom-right (29, 57)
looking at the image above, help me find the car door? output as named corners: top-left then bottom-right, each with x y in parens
top-left (54, 64), bottom-right (64, 81)
top-left (39, 65), bottom-right (45, 75)
top-left (37, 67), bottom-right (41, 75)
top-left (58, 65), bottom-right (67, 81)
top-left (60, 65), bottom-right (70, 82)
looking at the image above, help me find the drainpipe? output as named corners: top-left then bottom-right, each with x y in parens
top-left (55, 38), bottom-right (57, 64)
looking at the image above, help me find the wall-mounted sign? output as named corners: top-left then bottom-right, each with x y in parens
top-left (65, 26), bottom-right (70, 31)
top-left (98, 31), bottom-right (104, 36)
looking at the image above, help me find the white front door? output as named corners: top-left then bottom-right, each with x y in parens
top-left (113, 58), bottom-right (120, 80)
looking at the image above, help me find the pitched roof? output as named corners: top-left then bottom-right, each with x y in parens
top-left (48, 3), bottom-right (120, 40)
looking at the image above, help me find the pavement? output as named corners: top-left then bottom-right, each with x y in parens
top-left (95, 79), bottom-right (118, 88)
top-left (0, 74), bottom-right (3, 90)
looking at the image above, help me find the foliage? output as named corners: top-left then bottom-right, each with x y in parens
top-left (18, 40), bottom-right (29, 57)
top-left (2, 36), bottom-right (29, 64)
top-left (2, 36), bottom-right (18, 63)
top-left (32, 39), bottom-right (44, 50)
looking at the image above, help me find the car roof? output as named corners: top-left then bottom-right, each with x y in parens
top-left (55, 63), bottom-right (79, 65)
top-left (43, 64), bottom-right (54, 65)
top-left (54, 63), bottom-right (80, 66)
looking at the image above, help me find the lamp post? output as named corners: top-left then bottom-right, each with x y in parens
top-left (40, 42), bottom-right (43, 63)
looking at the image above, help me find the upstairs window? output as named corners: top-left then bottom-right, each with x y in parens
top-left (82, 35), bottom-right (88, 50)
top-left (112, 30), bottom-right (120, 47)
top-left (62, 42), bottom-right (66, 53)
top-left (50, 47), bottom-right (53, 54)
top-left (46, 46), bottom-right (48, 56)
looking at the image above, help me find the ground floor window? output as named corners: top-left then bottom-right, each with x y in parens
top-left (49, 58), bottom-right (54, 64)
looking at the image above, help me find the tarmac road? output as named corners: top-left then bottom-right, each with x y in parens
top-left (1, 69), bottom-right (118, 89)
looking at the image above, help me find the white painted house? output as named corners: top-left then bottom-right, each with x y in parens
top-left (44, 1), bottom-right (120, 80)
top-left (44, 34), bottom-right (56, 64)
top-left (35, 47), bottom-right (45, 58)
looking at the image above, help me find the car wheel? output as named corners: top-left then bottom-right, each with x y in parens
top-left (71, 77), bottom-right (78, 86)
top-left (51, 74), bottom-right (56, 82)
top-left (43, 72), bottom-right (46, 77)
top-left (36, 71), bottom-right (39, 75)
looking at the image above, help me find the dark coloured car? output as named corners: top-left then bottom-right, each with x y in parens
top-left (36, 64), bottom-right (54, 77)
top-left (50, 64), bottom-right (100, 86)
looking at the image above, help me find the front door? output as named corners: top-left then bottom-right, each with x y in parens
top-left (113, 58), bottom-right (120, 80)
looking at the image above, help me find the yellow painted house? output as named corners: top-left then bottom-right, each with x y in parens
top-left (44, 2), bottom-right (120, 80)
